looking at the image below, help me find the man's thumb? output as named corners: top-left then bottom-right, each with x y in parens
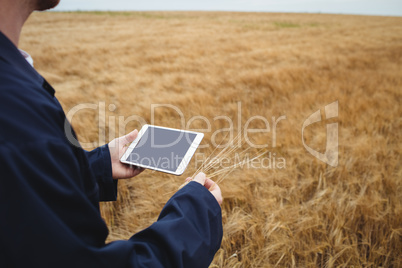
top-left (123, 129), bottom-right (138, 144)
top-left (193, 172), bottom-right (206, 186)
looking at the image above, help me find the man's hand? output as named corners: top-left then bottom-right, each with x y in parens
top-left (108, 129), bottom-right (144, 179)
top-left (188, 172), bottom-right (223, 206)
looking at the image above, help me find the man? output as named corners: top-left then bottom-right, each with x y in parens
top-left (0, 0), bottom-right (223, 267)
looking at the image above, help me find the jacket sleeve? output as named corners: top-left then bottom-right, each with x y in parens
top-left (0, 141), bottom-right (223, 268)
top-left (99, 181), bottom-right (223, 268)
top-left (127, 181), bottom-right (223, 267)
top-left (85, 144), bottom-right (118, 201)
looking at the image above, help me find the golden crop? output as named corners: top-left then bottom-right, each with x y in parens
top-left (21, 11), bottom-right (401, 267)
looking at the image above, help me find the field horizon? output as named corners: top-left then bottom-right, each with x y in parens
top-left (51, 10), bottom-right (402, 18)
top-left (21, 11), bottom-right (401, 267)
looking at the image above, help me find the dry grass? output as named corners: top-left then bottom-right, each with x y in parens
top-left (21, 11), bottom-right (402, 267)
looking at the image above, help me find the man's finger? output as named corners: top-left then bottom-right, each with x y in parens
top-left (192, 172), bottom-right (206, 186)
top-left (204, 178), bottom-right (216, 189)
top-left (122, 129), bottom-right (138, 144)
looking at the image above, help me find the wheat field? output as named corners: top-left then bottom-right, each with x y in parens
top-left (21, 11), bottom-right (401, 267)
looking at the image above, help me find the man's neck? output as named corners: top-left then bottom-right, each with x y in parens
top-left (0, 1), bottom-right (33, 47)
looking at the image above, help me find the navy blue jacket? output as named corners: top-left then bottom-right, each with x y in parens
top-left (0, 31), bottom-right (222, 267)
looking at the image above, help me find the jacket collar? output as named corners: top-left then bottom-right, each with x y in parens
top-left (0, 31), bottom-right (55, 96)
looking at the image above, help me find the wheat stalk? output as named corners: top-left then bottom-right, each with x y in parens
top-left (178, 129), bottom-right (268, 191)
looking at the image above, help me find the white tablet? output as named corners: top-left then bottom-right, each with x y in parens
top-left (120, 125), bottom-right (204, 175)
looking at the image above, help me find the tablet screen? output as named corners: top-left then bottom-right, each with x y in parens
top-left (124, 126), bottom-right (197, 172)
